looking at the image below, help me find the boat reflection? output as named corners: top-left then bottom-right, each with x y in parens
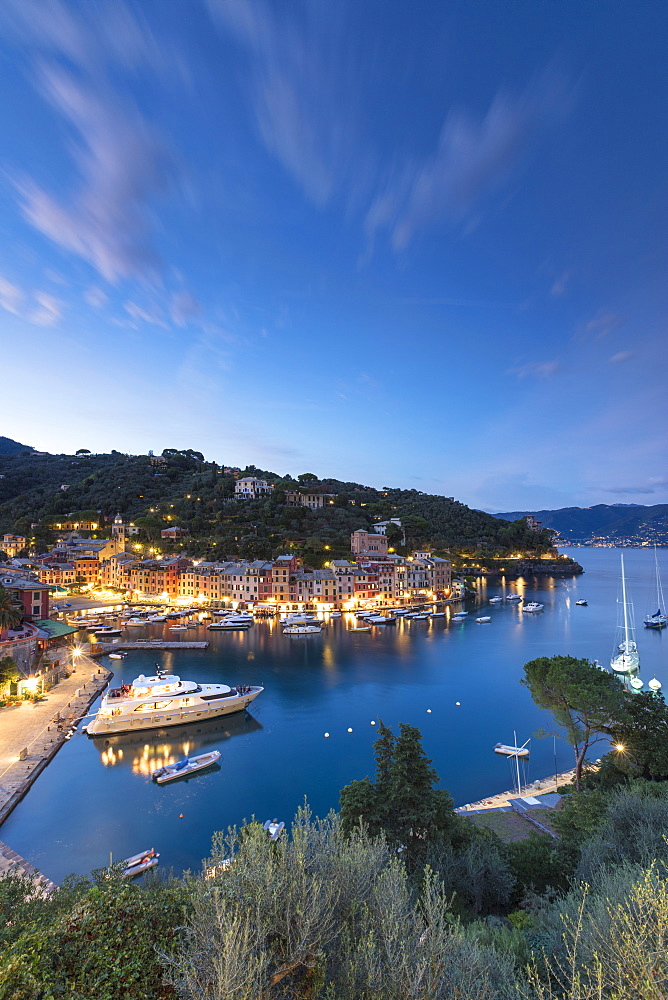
top-left (96, 711), bottom-right (263, 776)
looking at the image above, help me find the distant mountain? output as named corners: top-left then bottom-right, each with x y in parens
top-left (0, 436), bottom-right (34, 456)
top-left (495, 504), bottom-right (668, 544)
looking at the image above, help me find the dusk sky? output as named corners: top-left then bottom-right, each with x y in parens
top-left (0, 0), bottom-right (666, 512)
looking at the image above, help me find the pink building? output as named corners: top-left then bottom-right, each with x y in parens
top-left (350, 530), bottom-right (388, 557)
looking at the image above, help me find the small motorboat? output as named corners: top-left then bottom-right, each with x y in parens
top-left (283, 624), bottom-right (322, 634)
top-left (349, 626), bottom-right (372, 632)
top-left (263, 818), bottom-right (285, 841)
top-left (152, 750), bottom-right (221, 784)
top-left (475, 616), bottom-right (491, 623)
top-left (522, 602), bottom-right (544, 613)
top-left (489, 597), bottom-right (503, 604)
top-left (575, 599), bottom-right (588, 607)
top-left (506, 594), bottom-right (523, 602)
top-left (430, 612), bottom-right (445, 618)
top-left (94, 627), bottom-right (123, 636)
top-left (122, 848), bottom-right (159, 877)
top-left (108, 652), bottom-right (126, 660)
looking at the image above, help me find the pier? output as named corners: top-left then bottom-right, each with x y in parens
top-left (86, 640), bottom-right (209, 655)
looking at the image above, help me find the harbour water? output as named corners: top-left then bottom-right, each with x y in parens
top-left (3, 546), bottom-right (667, 884)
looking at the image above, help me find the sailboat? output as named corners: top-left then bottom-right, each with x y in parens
top-left (643, 547), bottom-right (667, 629)
top-left (610, 554), bottom-right (640, 674)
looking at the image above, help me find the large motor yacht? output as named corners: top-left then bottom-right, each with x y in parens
top-left (86, 670), bottom-right (262, 736)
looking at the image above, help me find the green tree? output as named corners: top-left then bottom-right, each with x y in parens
top-left (522, 656), bottom-right (625, 788)
top-left (0, 587), bottom-right (23, 634)
top-left (608, 690), bottom-right (668, 780)
top-left (340, 722), bottom-right (461, 858)
top-left (298, 472), bottom-right (319, 483)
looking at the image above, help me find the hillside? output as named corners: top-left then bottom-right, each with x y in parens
top-left (0, 435), bottom-right (34, 456)
top-left (496, 504), bottom-right (668, 544)
top-left (0, 449), bottom-right (569, 568)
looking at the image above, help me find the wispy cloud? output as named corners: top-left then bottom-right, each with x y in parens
top-left (609, 350), bottom-right (633, 364)
top-left (208, 0), bottom-right (573, 252)
top-left (366, 71), bottom-right (574, 251)
top-left (207, 0), bottom-right (362, 207)
top-left (2, 0), bottom-right (180, 283)
top-left (510, 360), bottom-right (561, 379)
top-left (584, 309), bottom-right (624, 338)
top-left (28, 291), bottom-right (62, 326)
top-left (124, 301), bottom-right (168, 328)
top-left (0, 275), bottom-right (63, 327)
top-left (84, 286), bottom-right (109, 309)
top-left (550, 270), bottom-right (571, 298)
top-left (170, 290), bottom-right (200, 327)
top-left (0, 276), bottom-right (23, 315)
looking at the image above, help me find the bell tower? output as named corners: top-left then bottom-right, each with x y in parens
top-left (112, 513), bottom-right (126, 553)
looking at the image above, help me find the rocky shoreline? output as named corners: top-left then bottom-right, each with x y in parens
top-left (459, 558), bottom-right (584, 579)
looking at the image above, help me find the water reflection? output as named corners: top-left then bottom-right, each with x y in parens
top-left (95, 711), bottom-right (263, 775)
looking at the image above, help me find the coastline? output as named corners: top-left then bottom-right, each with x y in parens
top-left (0, 654), bottom-right (111, 828)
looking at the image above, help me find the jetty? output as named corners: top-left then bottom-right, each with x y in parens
top-left (86, 640), bottom-right (209, 656)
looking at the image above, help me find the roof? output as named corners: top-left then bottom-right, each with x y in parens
top-left (33, 619), bottom-right (79, 639)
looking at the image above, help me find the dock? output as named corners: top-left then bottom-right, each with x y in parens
top-left (86, 640), bottom-right (209, 656)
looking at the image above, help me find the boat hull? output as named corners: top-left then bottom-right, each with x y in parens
top-left (86, 688), bottom-right (262, 737)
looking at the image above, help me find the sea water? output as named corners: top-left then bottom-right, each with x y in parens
top-left (4, 546), bottom-right (666, 883)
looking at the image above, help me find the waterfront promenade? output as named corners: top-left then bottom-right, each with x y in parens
top-left (0, 654), bottom-right (110, 827)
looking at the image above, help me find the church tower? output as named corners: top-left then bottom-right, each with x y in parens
top-left (111, 513), bottom-right (126, 553)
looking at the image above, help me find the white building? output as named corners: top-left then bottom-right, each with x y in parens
top-left (234, 477), bottom-right (274, 500)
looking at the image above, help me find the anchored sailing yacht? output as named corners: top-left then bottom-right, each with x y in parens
top-left (86, 670), bottom-right (262, 736)
top-left (644, 547), bottom-right (667, 629)
top-left (610, 554), bottom-right (640, 673)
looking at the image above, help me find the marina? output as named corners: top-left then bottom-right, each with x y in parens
top-left (1, 547), bottom-right (667, 884)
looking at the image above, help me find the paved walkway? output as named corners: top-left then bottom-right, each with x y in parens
top-left (0, 654), bottom-right (111, 827)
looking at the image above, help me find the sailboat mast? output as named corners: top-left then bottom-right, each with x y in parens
top-left (621, 553), bottom-right (629, 650)
top-left (514, 729), bottom-right (521, 796)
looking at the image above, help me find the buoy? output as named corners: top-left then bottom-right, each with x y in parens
top-left (179, 814), bottom-right (184, 818)
top-left (370, 720), bottom-right (376, 725)
top-left (324, 732), bottom-right (330, 738)
top-left (347, 727), bottom-right (353, 733)
top-left (426, 709), bottom-right (432, 713)
top-left (455, 701), bottom-right (461, 706)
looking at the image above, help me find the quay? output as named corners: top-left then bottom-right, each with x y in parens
top-left (86, 640), bottom-right (209, 656)
top-left (0, 653), bottom-right (112, 887)
top-left (0, 653), bottom-right (111, 828)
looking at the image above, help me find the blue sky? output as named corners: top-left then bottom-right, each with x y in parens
top-left (0, 0), bottom-right (666, 512)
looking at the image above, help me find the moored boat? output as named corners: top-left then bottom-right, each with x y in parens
top-left (522, 602), bottom-right (544, 613)
top-left (610, 554), bottom-right (640, 673)
top-left (263, 818), bottom-right (285, 841)
top-left (152, 750), bottom-right (221, 783)
top-left (85, 670), bottom-right (263, 736)
top-left (122, 848), bottom-right (159, 877)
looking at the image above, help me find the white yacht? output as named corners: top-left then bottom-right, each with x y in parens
top-left (522, 602), bottom-right (544, 613)
top-left (85, 671), bottom-right (263, 736)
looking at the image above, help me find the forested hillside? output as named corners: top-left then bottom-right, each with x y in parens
top-left (0, 435), bottom-right (34, 456)
top-left (0, 449), bottom-right (563, 567)
top-left (497, 503), bottom-right (668, 543)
